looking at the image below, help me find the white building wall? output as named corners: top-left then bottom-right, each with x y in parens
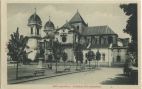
top-left (111, 48), bottom-right (127, 67)
top-left (112, 49), bottom-right (127, 63)
top-left (64, 48), bottom-right (75, 62)
top-left (55, 28), bottom-right (73, 44)
top-left (66, 34), bottom-right (73, 43)
top-left (55, 34), bottom-right (61, 42)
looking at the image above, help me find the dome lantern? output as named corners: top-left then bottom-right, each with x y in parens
top-left (28, 8), bottom-right (42, 29)
top-left (28, 8), bottom-right (42, 37)
top-left (44, 16), bottom-right (55, 33)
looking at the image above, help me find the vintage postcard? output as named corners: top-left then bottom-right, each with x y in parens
top-left (1, 0), bottom-right (141, 89)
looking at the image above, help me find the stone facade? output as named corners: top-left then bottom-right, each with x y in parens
top-left (26, 10), bottom-right (129, 67)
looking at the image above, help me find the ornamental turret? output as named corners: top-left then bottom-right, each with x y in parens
top-left (28, 8), bottom-right (42, 37)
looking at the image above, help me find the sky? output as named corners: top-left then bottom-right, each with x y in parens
top-left (7, 3), bottom-right (130, 39)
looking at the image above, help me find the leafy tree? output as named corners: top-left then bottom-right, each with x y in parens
top-left (120, 4), bottom-right (137, 43)
top-left (52, 39), bottom-right (61, 73)
top-left (96, 50), bottom-right (101, 67)
top-left (75, 51), bottom-right (83, 63)
top-left (74, 43), bottom-right (84, 69)
top-left (86, 49), bottom-right (95, 67)
top-left (120, 4), bottom-right (138, 66)
top-left (37, 42), bottom-right (45, 60)
top-left (47, 52), bottom-right (53, 69)
top-left (22, 50), bottom-right (32, 65)
top-left (7, 28), bottom-right (28, 79)
top-left (62, 51), bottom-right (68, 68)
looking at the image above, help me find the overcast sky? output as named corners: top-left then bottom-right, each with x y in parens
top-left (7, 3), bottom-right (130, 39)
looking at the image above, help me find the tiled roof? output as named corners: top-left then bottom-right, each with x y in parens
top-left (69, 11), bottom-right (86, 25)
top-left (44, 19), bottom-right (55, 29)
top-left (62, 21), bottom-right (71, 28)
top-left (82, 25), bottom-right (116, 35)
top-left (28, 13), bottom-right (42, 26)
top-left (62, 11), bottom-right (87, 27)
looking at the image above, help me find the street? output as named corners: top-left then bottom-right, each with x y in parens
top-left (22, 67), bottom-right (135, 85)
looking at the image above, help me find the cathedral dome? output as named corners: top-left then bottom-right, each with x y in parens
top-left (44, 20), bottom-right (55, 30)
top-left (28, 13), bottom-right (42, 27)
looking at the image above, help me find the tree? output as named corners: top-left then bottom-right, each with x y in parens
top-left (120, 4), bottom-right (138, 66)
top-left (120, 4), bottom-right (137, 43)
top-left (86, 49), bottom-right (95, 67)
top-left (75, 51), bottom-right (83, 70)
top-left (22, 51), bottom-right (32, 65)
top-left (7, 28), bottom-right (28, 79)
top-left (47, 51), bottom-right (53, 69)
top-left (96, 50), bottom-right (101, 67)
top-left (74, 43), bottom-right (84, 70)
top-left (52, 39), bottom-right (61, 73)
top-left (62, 51), bottom-right (68, 68)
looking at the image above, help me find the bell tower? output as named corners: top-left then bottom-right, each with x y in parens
top-left (26, 8), bottom-right (42, 62)
top-left (69, 10), bottom-right (87, 34)
top-left (28, 8), bottom-right (42, 37)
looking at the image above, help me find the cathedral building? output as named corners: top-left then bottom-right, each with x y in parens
top-left (27, 10), bottom-right (129, 67)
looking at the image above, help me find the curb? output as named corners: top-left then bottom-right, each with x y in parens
top-left (9, 69), bottom-right (95, 84)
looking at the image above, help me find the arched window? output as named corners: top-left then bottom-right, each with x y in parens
top-left (99, 36), bottom-right (102, 44)
top-left (31, 27), bottom-right (33, 34)
top-left (62, 36), bottom-right (67, 42)
top-left (108, 36), bottom-right (113, 44)
top-left (77, 25), bottom-right (79, 30)
top-left (37, 29), bottom-right (39, 35)
top-left (63, 29), bottom-right (65, 32)
top-left (116, 55), bottom-right (121, 62)
top-left (102, 53), bottom-right (105, 61)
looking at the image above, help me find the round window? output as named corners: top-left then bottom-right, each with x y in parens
top-left (62, 36), bottom-right (67, 42)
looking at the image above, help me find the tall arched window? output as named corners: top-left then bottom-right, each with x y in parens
top-left (77, 25), bottom-right (79, 30)
top-left (37, 29), bottom-right (39, 35)
top-left (99, 36), bottom-right (101, 44)
top-left (102, 53), bottom-right (105, 61)
top-left (108, 36), bottom-right (113, 44)
top-left (116, 55), bottom-right (121, 62)
top-left (62, 36), bottom-right (67, 42)
top-left (31, 27), bottom-right (33, 34)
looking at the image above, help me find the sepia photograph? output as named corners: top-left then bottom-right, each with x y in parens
top-left (1, 0), bottom-right (141, 89)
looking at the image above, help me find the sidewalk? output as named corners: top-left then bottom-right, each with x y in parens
top-left (8, 64), bottom-right (96, 84)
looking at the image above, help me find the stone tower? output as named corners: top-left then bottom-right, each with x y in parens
top-left (27, 8), bottom-right (42, 62)
top-left (43, 17), bottom-right (55, 61)
top-left (69, 10), bottom-right (88, 34)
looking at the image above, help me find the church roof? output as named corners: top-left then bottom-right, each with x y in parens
top-left (65, 11), bottom-right (87, 26)
top-left (44, 19), bottom-right (55, 29)
top-left (62, 21), bottom-right (71, 28)
top-left (82, 25), bottom-right (116, 35)
top-left (28, 12), bottom-right (42, 26)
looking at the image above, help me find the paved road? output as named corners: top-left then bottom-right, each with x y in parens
top-left (22, 67), bottom-right (135, 85)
